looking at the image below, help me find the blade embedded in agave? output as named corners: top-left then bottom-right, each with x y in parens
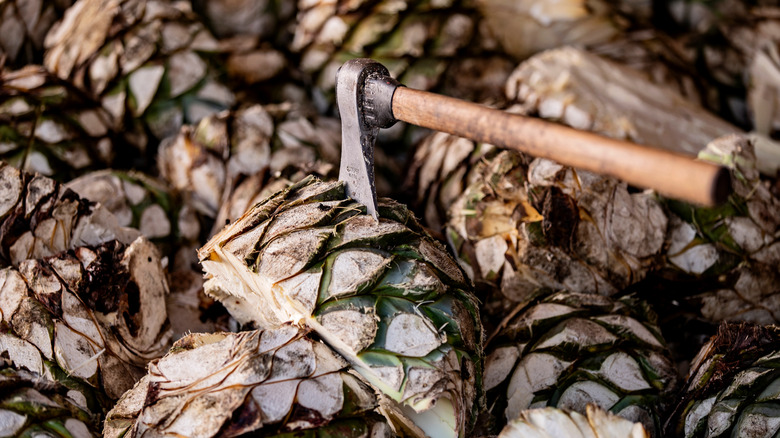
top-left (199, 177), bottom-right (483, 437)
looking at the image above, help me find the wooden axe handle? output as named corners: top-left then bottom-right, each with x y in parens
top-left (392, 87), bottom-right (730, 206)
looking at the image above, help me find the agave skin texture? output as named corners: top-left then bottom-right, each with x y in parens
top-left (289, 0), bottom-right (495, 110)
top-left (43, 0), bottom-right (235, 147)
top-left (0, 0), bottom-right (73, 67)
top-left (199, 176), bottom-right (483, 437)
top-left (0, 367), bottom-right (99, 438)
top-left (104, 328), bottom-right (392, 438)
top-left (0, 66), bottom-right (117, 181)
top-left (157, 104), bottom-right (339, 221)
top-left (0, 162), bottom-right (139, 267)
top-left (0, 237), bottom-right (172, 401)
top-left (662, 135), bottom-right (780, 325)
top-left (484, 291), bottom-right (677, 437)
top-left (668, 323), bottom-right (780, 438)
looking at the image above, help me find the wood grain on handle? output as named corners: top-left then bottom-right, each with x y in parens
top-left (392, 87), bottom-right (730, 206)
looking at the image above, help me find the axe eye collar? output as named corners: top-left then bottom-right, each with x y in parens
top-left (363, 72), bottom-right (401, 129)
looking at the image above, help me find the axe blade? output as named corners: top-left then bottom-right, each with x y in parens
top-left (336, 59), bottom-right (390, 220)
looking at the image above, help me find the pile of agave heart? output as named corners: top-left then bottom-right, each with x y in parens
top-left (1, 1), bottom-right (779, 437)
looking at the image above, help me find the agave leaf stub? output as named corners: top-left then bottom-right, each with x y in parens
top-left (105, 328), bottom-right (392, 438)
top-left (446, 150), bottom-right (667, 320)
top-left (0, 367), bottom-right (100, 437)
top-left (157, 104), bottom-right (339, 229)
top-left (663, 135), bottom-right (780, 325)
top-left (0, 163), bottom-right (140, 267)
top-left (668, 323), bottom-right (780, 438)
top-left (43, 0), bottom-right (234, 149)
top-left (199, 176), bottom-right (483, 437)
top-left (485, 291), bottom-right (676, 437)
top-left (0, 237), bottom-right (172, 401)
top-left (1, 66), bottom-right (118, 180)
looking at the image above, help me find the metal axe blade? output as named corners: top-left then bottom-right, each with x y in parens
top-left (336, 59), bottom-right (398, 220)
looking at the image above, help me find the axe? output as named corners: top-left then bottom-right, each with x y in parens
top-left (336, 58), bottom-right (731, 219)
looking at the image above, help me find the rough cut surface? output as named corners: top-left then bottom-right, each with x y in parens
top-left (505, 47), bottom-right (739, 157)
top-left (500, 405), bottom-right (648, 438)
top-left (0, 162), bottom-right (139, 267)
top-left (105, 328), bottom-right (391, 438)
top-left (199, 176), bottom-right (483, 437)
